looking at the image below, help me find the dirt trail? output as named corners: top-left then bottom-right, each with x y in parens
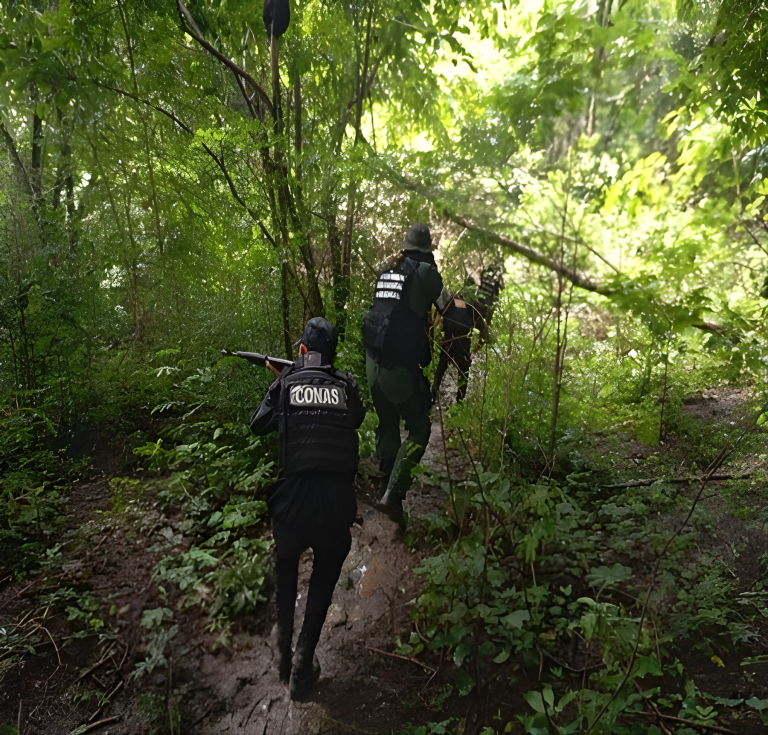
top-left (0, 418), bottom-right (455, 735)
top-left (182, 503), bottom-right (416, 734)
top-left (178, 424), bottom-right (452, 735)
top-left (9, 383), bottom-right (765, 733)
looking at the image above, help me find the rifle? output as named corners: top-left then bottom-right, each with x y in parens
top-left (221, 349), bottom-right (294, 373)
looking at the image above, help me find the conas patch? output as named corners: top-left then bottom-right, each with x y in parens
top-left (289, 383), bottom-right (348, 409)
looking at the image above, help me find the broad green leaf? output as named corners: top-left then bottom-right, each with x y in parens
top-left (501, 609), bottom-right (530, 629)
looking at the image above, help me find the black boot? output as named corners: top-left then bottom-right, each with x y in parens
top-left (379, 483), bottom-right (407, 527)
top-left (290, 633), bottom-right (321, 699)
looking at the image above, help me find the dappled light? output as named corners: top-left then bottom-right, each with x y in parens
top-left (2, 0), bottom-right (768, 733)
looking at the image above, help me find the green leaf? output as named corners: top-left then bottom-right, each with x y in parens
top-left (715, 698), bottom-right (744, 707)
top-left (542, 685), bottom-right (555, 709)
top-left (455, 669), bottom-right (475, 696)
top-left (588, 564), bottom-right (633, 589)
top-left (493, 649), bottom-right (511, 664)
top-left (141, 607), bottom-right (172, 630)
top-left (632, 656), bottom-right (663, 678)
top-left (501, 609), bottom-right (530, 629)
top-left (598, 383), bottom-right (615, 399)
top-left (453, 640), bottom-right (472, 667)
top-left (746, 697), bottom-right (768, 710)
top-left (524, 690), bottom-right (545, 714)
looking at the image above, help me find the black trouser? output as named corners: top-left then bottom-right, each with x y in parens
top-left (272, 520), bottom-right (351, 669)
top-left (432, 334), bottom-right (472, 402)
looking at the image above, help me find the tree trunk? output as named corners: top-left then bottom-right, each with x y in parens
top-left (294, 72), bottom-right (302, 175)
top-left (337, 3), bottom-right (374, 338)
top-left (281, 261), bottom-right (293, 360)
top-left (30, 110), bottom-right (43, 199)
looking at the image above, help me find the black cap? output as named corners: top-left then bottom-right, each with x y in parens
top-left (300, 317), bottom-right (338, 364)
top-left (402, 222), bottom-right (433, 252)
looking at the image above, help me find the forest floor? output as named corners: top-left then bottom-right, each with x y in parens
top-left (2, 382), bottom-right (768, 734)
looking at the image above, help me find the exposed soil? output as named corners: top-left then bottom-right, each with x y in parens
top-left (3, 384), bottom-right (768, 734)
top-left (682, 385), bottom-right (756, 422)
top-left (0, 422), bottom-right (461, 735)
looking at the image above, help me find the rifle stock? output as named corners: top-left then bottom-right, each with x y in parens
top-left (221, 349), bottom-right (294, 372)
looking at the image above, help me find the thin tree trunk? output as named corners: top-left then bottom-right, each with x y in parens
top-left (281, 261), bottom-right (293, 360)
top-left (294, 73), bottom-right (302, 175)
top-left (548, 286), bottom-right (565, 456)
top-left (659, 353), bottom-right (669, 444)
top-left (0, 119), bottom-right (33, 196)
top-left (548, 158), bottom-right (574, 456)
top-left (586, 0), bottom-right (612, 136)
top-left (118, 0), bottom-right (163, 253)
top-left (271, 33), bottom-right (281, 137)
top-left (30, 107), bottom-right (43, 199)
top-left (338, 3), bottom-right (374, 338)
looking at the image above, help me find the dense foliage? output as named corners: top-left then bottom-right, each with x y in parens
top-left (3, 0), bottom-right (768, 732)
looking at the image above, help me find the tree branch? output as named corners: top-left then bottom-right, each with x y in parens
top-left (374, 160), bottom-right (736, 339)
top-left (375, 161), bottom-right (613, 295)
top-left (89, 79), bottom-right (273, 238)
top-left (175, 0), bottom-right (275, 119)
top-left (0, 117), bottom-right (33, 197)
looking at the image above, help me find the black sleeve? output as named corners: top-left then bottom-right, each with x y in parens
top-left (348, 383), bottom-right (366, 430)
top-left (249, 378), bottom-right (282, 436)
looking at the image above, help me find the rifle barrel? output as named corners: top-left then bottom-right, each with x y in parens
top-left (221, 349), bottom-right (293, 371)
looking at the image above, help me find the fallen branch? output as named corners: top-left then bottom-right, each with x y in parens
top-left (633, 681), bottom-right (672, 735)
top-left (370, 158), bottom-right (735, 339)
top-left (634, 710), bottom-right (736, 734)
top-left (41, 626), bottom-right (62, 667)
top-left (76, 644), bottom-right (116, 681)
top-left (364, 646), bottom-right (435, 673)
top-left (602, 473), bottom-right (751, 489)
top-left (372, 160), bottom-right (611, 295)
top-left (0, 579), bottom-right (43, 613)
top-left (73, 714), bottom-right (123, 734)
top-left (87, 680), bottom-right (124, 724)
top-left (193, 706), bottom-right (213, 726)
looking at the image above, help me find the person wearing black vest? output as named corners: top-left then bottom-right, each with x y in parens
top-left (250, 317), bottom-right (365, 699)
top-left (363, 223), bottom-right (443, 516)
top-left (431, 267), bottom-right (503, 403)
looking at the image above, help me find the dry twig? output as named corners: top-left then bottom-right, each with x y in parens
top-left (602, 473), bottom-right (752, 489)
top-left (76, 644), bottom-right (116, 681)
top-left (364, 645), bottom-right (435, 673)
top-left (75, 714), bottom-right (123, 734)
top-left (0, 579), bottom-right (42, 613)
top-left (633, 710), bottom-right (736, 734)
top-left (633, 680), bottom-right (672, 735)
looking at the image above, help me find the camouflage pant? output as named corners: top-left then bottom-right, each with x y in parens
top-left (366, 356), bottom-right (432, 509)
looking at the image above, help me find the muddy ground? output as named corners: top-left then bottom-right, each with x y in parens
top-left (0, 412), bottom-right (473, 735)
top-left (2, 383), bottom-right (768, 734)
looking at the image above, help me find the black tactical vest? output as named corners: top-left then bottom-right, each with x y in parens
top-left (278, 362), bottom-right (359, 477)
top-left (364, 256), bottom-right (430, 369)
